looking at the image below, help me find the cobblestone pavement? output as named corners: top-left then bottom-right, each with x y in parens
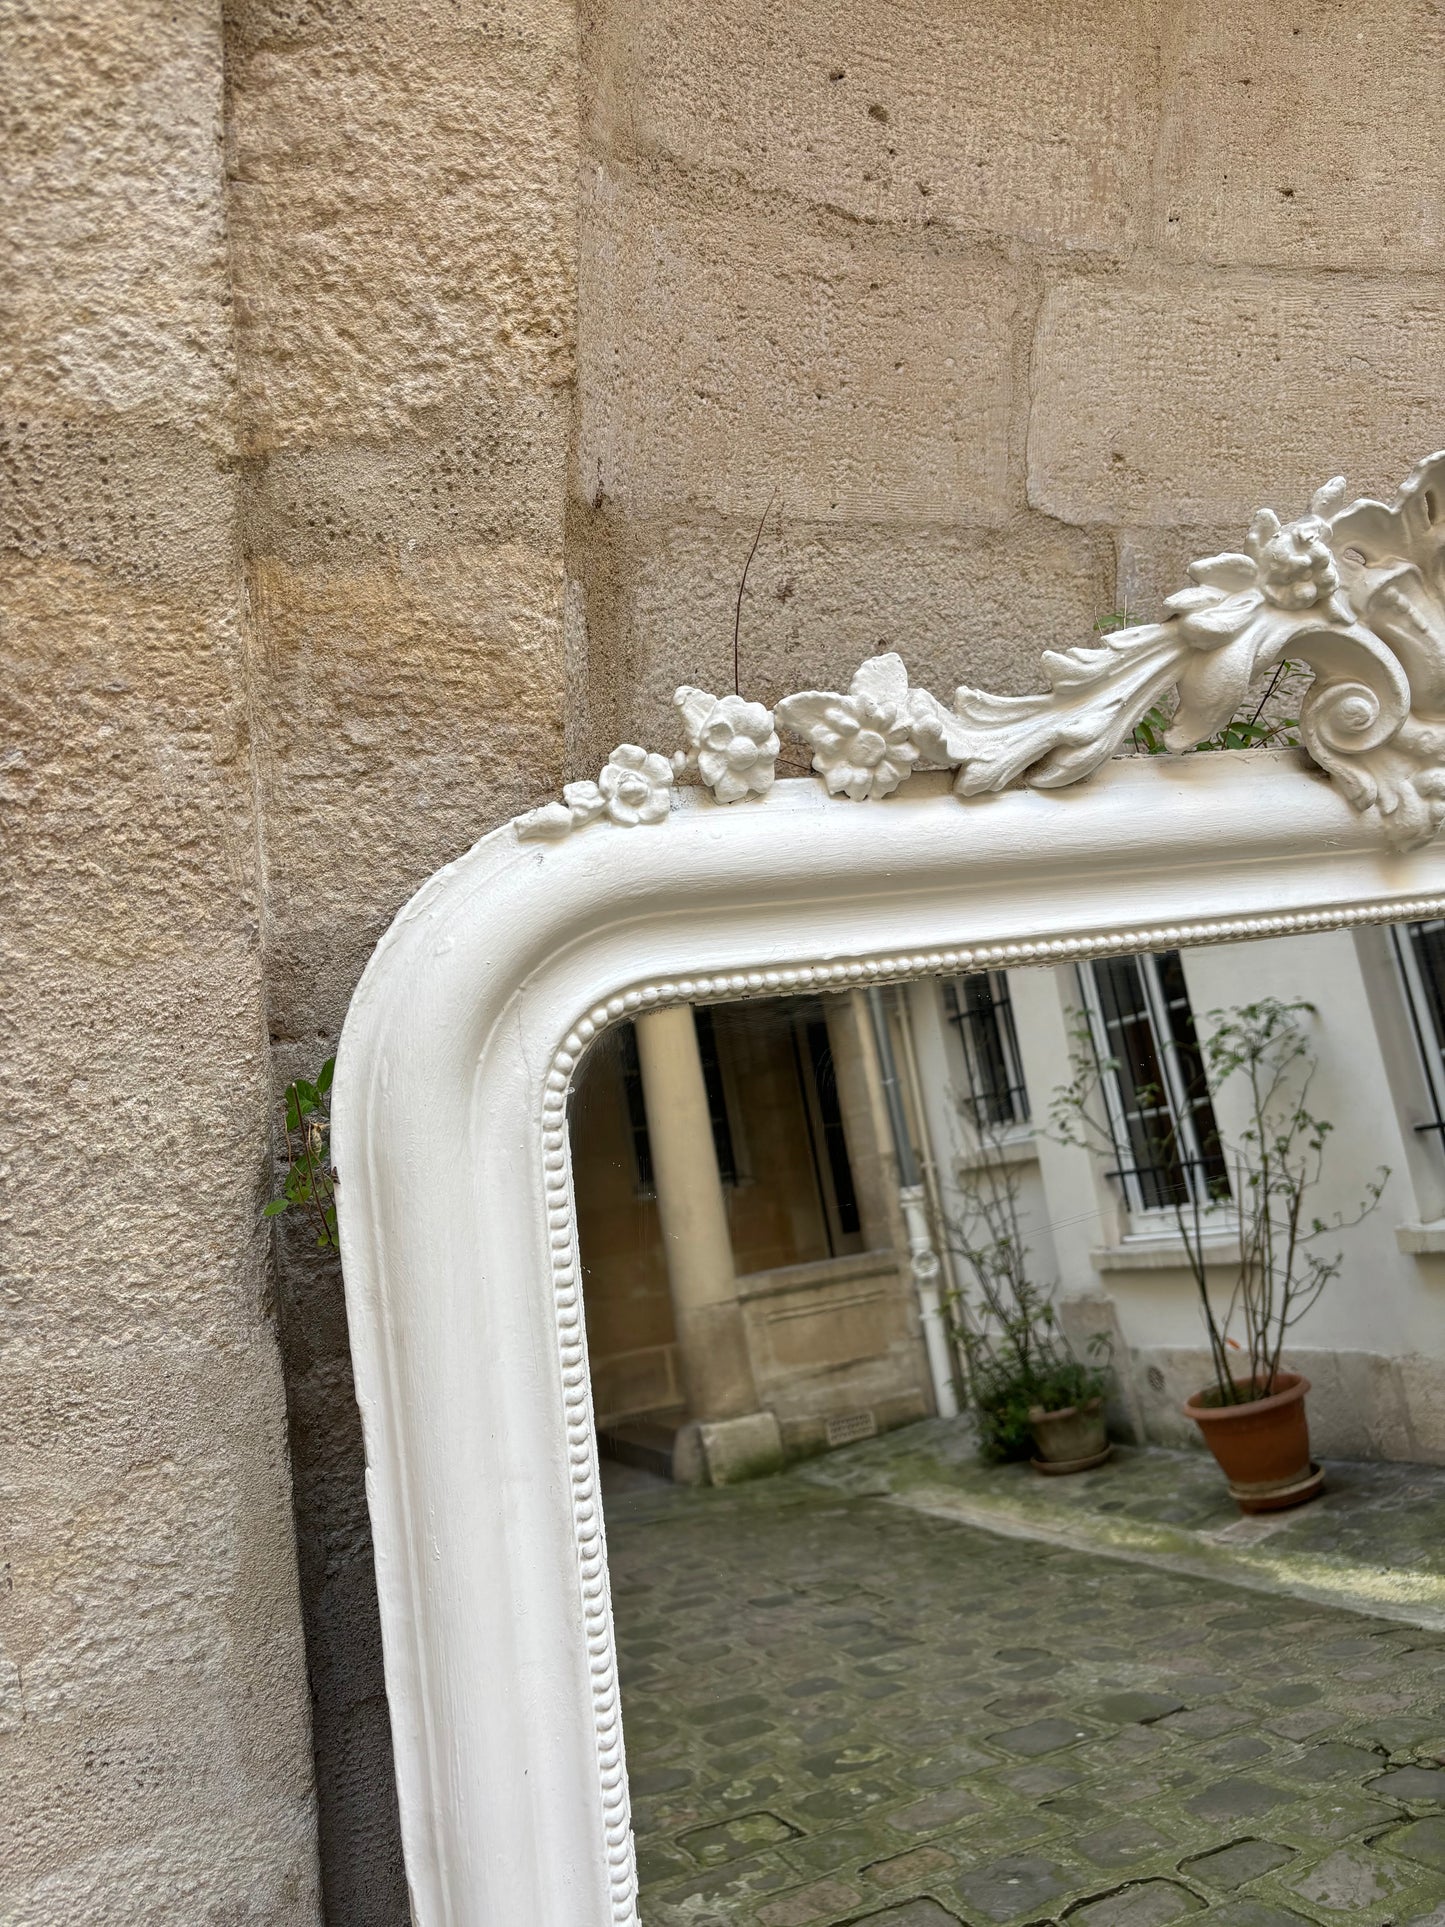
top-left (605, 1445), bottom-right (1445, 1927)
top-left (801, 1423), bottom-right (1445, 1633)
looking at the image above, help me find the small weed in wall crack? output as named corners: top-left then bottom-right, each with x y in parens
top-left (266, 1057), bottom-right (339, 1253)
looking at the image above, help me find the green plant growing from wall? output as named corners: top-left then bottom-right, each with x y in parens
top-left (1050, 996), bottom-right (1385, 1406)
top-left (265, 1056), bottom-right (338, 1253)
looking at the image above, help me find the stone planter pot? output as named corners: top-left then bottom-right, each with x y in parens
top-left (1028, 1397), bottom-right (1110, 1475)
top-left (1184, 1371), bottom-right (1322, 1514)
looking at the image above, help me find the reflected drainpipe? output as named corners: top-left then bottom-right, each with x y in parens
top-left (866, 987), bottom-right (960, 1420)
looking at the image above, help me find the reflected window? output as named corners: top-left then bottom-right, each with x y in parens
top-left (1392, 919), bottom-right (1445, 1150)
top-left (793, 1004), bottom-right (862, 1247)
top-left (618, 1013), bottom-right (739, 1196)
top-left (943, 971), bottom-right (1029, 1129)
top-left (1078, 950), bottom-right (1229, 1215)
top-left (614, 1002), bottom-right (860, 1256)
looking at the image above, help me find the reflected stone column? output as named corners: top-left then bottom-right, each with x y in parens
top-left (633, 1006), bottom-right (781, 1483)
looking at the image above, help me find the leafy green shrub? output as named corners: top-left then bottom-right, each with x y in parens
top-left (943, 1106), bottom-right (1113, 1463)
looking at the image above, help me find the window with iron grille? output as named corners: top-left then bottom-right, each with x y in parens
top-left (943, 971), bottom-right (1030, 1129)
top-left (1391, 919), bottom-right (1445, 1150)
top-left (1078, 950), bottom-right (1230, 1216)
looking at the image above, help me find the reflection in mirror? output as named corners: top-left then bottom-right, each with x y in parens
top-left (574, 918), bottom-right (1445, 1924)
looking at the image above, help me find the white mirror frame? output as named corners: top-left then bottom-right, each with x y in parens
top-left (332, 454), bottom-right (1445, 1927)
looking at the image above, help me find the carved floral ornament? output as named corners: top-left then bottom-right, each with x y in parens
top-left (515, 450), bottom-right (1445, 850)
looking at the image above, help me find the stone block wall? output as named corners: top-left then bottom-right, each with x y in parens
top-left (573, 0), bottom-right (1445, 757)
top-left (1, 0), bottom-right (320, 1919)
top-left (223, 1), bottom-right (580, 1921)
top-left (4, 0), bottom-right (579, 1921)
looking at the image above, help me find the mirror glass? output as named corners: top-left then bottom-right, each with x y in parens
top-left (573, 918), bottom-right (1445, 1927)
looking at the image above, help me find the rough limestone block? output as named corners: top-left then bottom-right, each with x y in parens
top-left (1029, 270), bottom-right (1445, 527)
top-left (585, 0), bottom-right (1162, 253)
top-left (252, 545), bottom-right (568, 1036)
top-left (0, 1819), bottom-right (322, 1927)
top-left (1114, 526), bottom-right (1241, 623)
top-left (226, 6), bottom-right (578, 453)
top-left (3, 0), bottom-right (233, 422)
top-left (245, 395), bottom-right (572, 566)
top-left (222, 7), bottom-right (582, 1918)
top-left (580, 514), bottom-right (1115, 753)
top-left (1153, 1), bottom-right (1445, 271)
top-left (1399, 1354), bottom-right (1445, 1464)
top-left (578, 164), bottom-right (1022, 525)
top-left (4, 0), bottom-right (321, 1910)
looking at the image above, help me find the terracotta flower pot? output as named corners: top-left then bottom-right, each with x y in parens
top-left (1028, 1397), bottom-right (1110, 1475)
top-left (1184, 1371), bottom-right (1322, 1514)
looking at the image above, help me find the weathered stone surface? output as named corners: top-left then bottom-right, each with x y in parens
top-left (226, 0), bottom-right (578, 453)
top-left (1069, 1880), bottom-right (1203, 1926)
top-left (579, 514), bottom-right (1114, 753)
top-left (3, 0), bottom-right (320, 1911)
top-left (585, 0), bottom-right (1163, 252)
top-left (578, 165), bottom-right (1023, 526)
top-left (243, 399), bottom-right (571, 566)
top-left (610, 1450), bottom-right (1445, 1926)
top-left (1153, 2), bottom-right (1445, 271)
top-left (218, 5), bottom-right (582, 1917)
top-left (3, 0), bottom-right (234, 423)
top-left (1113, 527), bottom-right (1241, 626)
top-left (1029, 271), bottom-right (1445, 527)
top-left (254, 544), bottom-right (567, 1031)
top-left (1286, 1843), bottom-right (1419, 1909)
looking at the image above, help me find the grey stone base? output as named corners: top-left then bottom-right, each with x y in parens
top-left (671, 1411), bottom-right (784, 1486)
top-left (1127, 1344), bottom-right (1445, 1464)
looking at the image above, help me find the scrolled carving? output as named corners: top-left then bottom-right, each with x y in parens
top-left (512, 450), bottom-right (1445, 851)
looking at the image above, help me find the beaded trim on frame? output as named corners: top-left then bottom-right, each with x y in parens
top-left (518, 450), bottom-right (1445, 852)
top-left (542, 887), bottom-right (1445, 1927)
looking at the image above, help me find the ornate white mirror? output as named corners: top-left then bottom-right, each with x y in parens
top-left (332, 452), bottom-right (1445, 1927)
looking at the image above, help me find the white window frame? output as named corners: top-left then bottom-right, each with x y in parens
top-left (942, 969), bottom-right (1031, 1138)
top-left (1077, 950), bottom-right (1230, 1225)
top-left (1390, 919), bottom-right (1445, 1159)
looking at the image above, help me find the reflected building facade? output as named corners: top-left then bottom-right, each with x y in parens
top-left (572, 924), bottom-right (1445, 1478)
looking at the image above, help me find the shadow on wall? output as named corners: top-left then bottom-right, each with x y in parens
top-left (270, 1214), bottom-right (409, 1924)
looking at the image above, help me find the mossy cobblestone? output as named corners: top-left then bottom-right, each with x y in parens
top-left (604, 1426), bottom-right (1445, 1925)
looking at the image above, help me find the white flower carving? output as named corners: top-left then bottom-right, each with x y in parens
top-left (514, 750), bottom-right (672, 840)
top-left (597, 743), bottom-right (673, 825)
top-left (1164, 481), bottom-right (1347, 648)
top-left (776, 653), bottom-right (922, 800)
top-left (674, 687), bottom-right (780, 804)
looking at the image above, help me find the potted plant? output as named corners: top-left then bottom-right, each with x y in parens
top-left (1053, 996), bottom-right (1385, 1514)
top-left (1026, 1358), bottom-right (1113, 1475)
top-left (942, 1111), bottom-right (1114, 1474)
